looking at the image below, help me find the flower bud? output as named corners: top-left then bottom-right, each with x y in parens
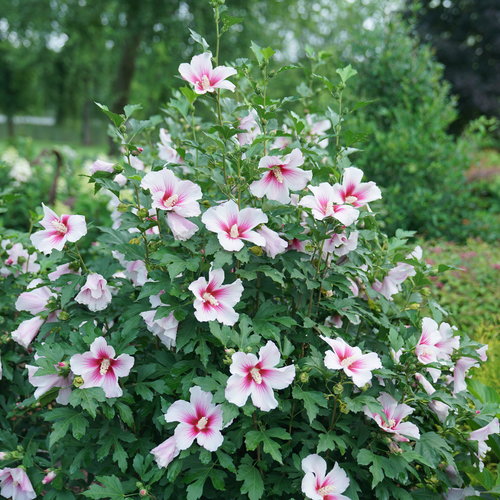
top-left (117, 203), bottom-right (129, 213)
top-left (119, 125), bottom-right (127, 133)
top-left (128, 237), bottom-right (142, 245)
top-left (333, 382), bottom-right (343, 395)
top-left (73, 376), bottom-right (84, 388)
top-left (58, 311), bottom-right (70, 321)
top-left (406, 303), bottom-right (420, 310)
top-left (139, 489), bottom-right (148, 497)
top-left (388, 441), bottom-right (403, 454)
top-left (137, 208), bottom-right (149, 219)
top-left (113, 164), bottom-right (124, 174)
top-left (421, 287), bottom-right (431, 296)
top-left (249, 246), bottom-right (263, 256)
top-left (69, 261), bottom-right (81, 271)
top-left (299, 372), bottom-right (309, 383)
top-left (245, 346), bottom-right (253, 353)
top-left (42, 471), bottom-right (57, 485)
top-left (224, 348), bottom-right (235, 355)
top-left (339, 401), bottom-right (349, 414)
top-left (0, 452), bottom-right (7, 460)
top-left (17, 256), bottom-right (27, 265)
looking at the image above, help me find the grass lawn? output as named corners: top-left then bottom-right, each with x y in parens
top-left (424, 239), bottom-right (500, 391)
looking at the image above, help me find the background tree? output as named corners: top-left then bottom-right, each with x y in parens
top-left (408, 0), bottom-right (500, 131)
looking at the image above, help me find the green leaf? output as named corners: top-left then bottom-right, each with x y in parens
top-left (95, 102), bottom-right (124, 128)
top-left (189, 29), bottom-right (209, 51)
top-left (123, 104), bottom-right (142, 118)
top-left (82, 475), bottom-right (125, 499)
top-left (292, 386), bottom-right (328, 423)
top-left (44, 408), bottom-right (89, 447)
top-left (357, 449), bottom-right (384, 488)
top-left (186, 477), bottom-right (207, 500)
top-left (336, 64), bottom-right (357, 84)
top-left (237, 458), bottom-right (264, 500)
top-left (115, 402), bottom-right (134, 427)
top-left (69, 388), bottom-right (106, 418)
top-left (180, 86), bottom-right (198, 105)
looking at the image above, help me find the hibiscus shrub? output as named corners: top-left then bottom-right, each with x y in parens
top-left (1, 6), bottom-right (499, 500)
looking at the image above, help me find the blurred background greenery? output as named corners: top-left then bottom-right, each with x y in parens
top-left (0, 0), bottom-right (499, 386)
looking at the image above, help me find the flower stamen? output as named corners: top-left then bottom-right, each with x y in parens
top-left (196, 416), bottom-right (208, 430)
top-left (100, 358), bottom-right (111, 375)
top-left (317, 484), bottom-right (335, 496)
top-left (202, 292), bottom-right (219, 306)
top-left (229, 224), bottom-right (239, 238)
top-left (52, 220), bottom-right (68, 234)
top-left (201, 75), bottom-right (211, 90)
top-left (250, 367), bottom-right (262, 384)
top-left (163, 193), bottom-right (179, 208)
top-left (345, 195), bottom-right (358, 204)
top-left (273, 166), bottom-right (284, 183)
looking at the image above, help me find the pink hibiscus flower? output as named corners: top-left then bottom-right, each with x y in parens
top-left (332, 167), bottom-right (382, 207)
top-left (256, 225), bottom-right (287, 258)
top-left (237, 110), bottom-right (261, 146)
top-left (11, 316), bottom-right (45, 349)
top-left (165, 386), bottom-right (224, 452)
top-left (299, 183), bottom-right (359, 226)
top-left (225, 341), bottom-right (295, 411)
top-left (415, 317), bottom-right (460, 365)
top-left (305, 115), bottom-right (331, 148)
top-left (469, 417), bottom-right (499, 463)
top-left (188, 268), bottom-right (243, 326)
top-left (74, 273), bottom-right (112, 312)
top-left (249, 148), bottom-right (312, 203)
top-left (157, 128), bottom-right (182, 164)
top-left (150, 436), bottom-right (180, 469)
top-left (0, 241), bottom-right (40, 276)
top-left (0, 467), bottom-right (36, 500)
top-left (178, 52), bottom-right (236, 94)
top-left (201, 200), bottom-right (268, 252)
top-left (70, 336), bottom-right (134, 398)
top-left (30, 203), bottom-right (87, 255)
top-left (372, 263), bottom-right (416, 301)
top-left (26, 357), bottom-right (73, 405)
top-left (301, 454), bottom-right (350, 500)
top-left (322, 231), bottom-right (358, 258)
top-left (140, 168), bottom-right (202, 215)
top-left (414, 373), bottom-right (450, 422)
top-left (321, 336), bottom-right (381, 388)
top-left (364, 392), bottom-right (420, 442)
top-left (15, 279), bottom-right (54, 315)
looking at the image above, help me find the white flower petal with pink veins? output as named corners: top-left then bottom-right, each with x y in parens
top-left (31, 203), bottom-right (87, 255)
top-left (256, 225), bottom-right (287, 258)
top-left (333, 166), bottom-right (382, 207)
top-left (237, 110), bottom-right (261, 146)
top-left (249, 148), bottom-right (312, 204)
top-left (301, 454), bottom-right (350, 500)
top-left (15, 280), bottom-right (54, 315)
top-left (0, 467), bottom-right (36, 500)
top-left (26, 362), bottom-right (73, 405)
top-left (321, 336), bottom-right (381, 388)
top-left (11, 316), bottom-right (45, 349)
top-left (70, 336), bottom-right (134, 398)
top-left (165, 212), bottom-right (199, 241)
top-left (201, 200), bottom-right (268, 252)
top-left (415, 317), bottom-right (459, 365)
top-left (150, 436), bottom-right (180, 469)
top-left (165, 386), bottom-right (224, 452)
top-left (141, 168), bottom-right (202, 217)
top-left (178, 52), bottom-right (236, 94)
top-left (189, 268), bottom-right (243, 326)
top-left (225, 341), bottom-right (295, 411)
top-left (300, 183), bottom-right (359, 226)
top-left (75, 273), bottom-right (112, 312)
top-left (469, 417), bottom-right (499, 461)
top-left (364, 392), bottom-right (420, 442)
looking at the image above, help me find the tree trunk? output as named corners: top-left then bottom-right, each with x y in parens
top-left (6, 113), bottom-right (14, 138)
top-left (81, 99), bottom-right (91, 145)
